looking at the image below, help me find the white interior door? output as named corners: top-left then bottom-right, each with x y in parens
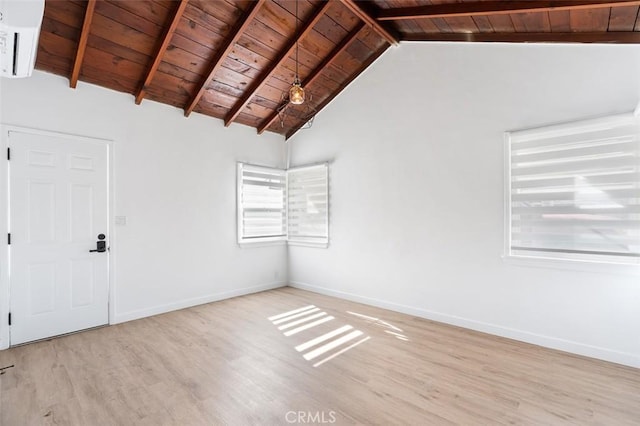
top-left (9, 129), bottom-right (109, 345)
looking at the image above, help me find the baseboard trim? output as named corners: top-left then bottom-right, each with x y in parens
top-left (289, 281), bottom-right (640, 369)
top-left (114, 281), bottom-right (287, 324)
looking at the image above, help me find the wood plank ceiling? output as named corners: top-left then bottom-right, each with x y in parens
top-left (36, 1), bottom-right (640, 139)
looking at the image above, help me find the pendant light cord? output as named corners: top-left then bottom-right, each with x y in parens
top-left (295, 0), bottom-right (299, 81)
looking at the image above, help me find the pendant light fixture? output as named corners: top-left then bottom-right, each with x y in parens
top-left (277, 0), bottom-right (316, 131)
top-left (289, 0), bottom-right (305, 105)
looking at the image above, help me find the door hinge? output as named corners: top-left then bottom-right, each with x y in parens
top-left (7, 233), bottom-right (10, 245)
top-left (6, 147), bottom-right (9, 161)
top-left (8, 313), bottom-right (10, 326)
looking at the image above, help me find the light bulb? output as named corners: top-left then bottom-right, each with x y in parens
top-left (289, 81), bottom-right (305, 105)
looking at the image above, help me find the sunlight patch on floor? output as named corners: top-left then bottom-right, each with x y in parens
top-left (284, 316), bottom-right (335, 337)
top-left (278, 312), bottom-right (328, 330)
top-left (348, 311), bottom-right (410, 341)
top-left (268, 306), bottom-right (369, 368)
top-left (312, 336), bottom-right (371, 368)
top-left (268, 305), bottom-right (316, 321)
top-left (272, 307), bottom-right (321, 325)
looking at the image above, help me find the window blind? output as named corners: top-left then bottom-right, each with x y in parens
top-left (237, 163), bottom-right (286, 243)
top-left (508, 115), bottom-right (640, 263)
top-left (287, 164), bottom-right (329, 245)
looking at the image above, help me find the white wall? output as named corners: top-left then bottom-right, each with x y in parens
top-left (288, 42), bottom-right (640, 367)
top-left (0, 71), bottom-right (287, 349)
top-left (2, 45), bottom-right (640, 367)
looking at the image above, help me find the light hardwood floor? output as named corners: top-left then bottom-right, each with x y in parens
top-left (1, 287), bottom-right (639, 425)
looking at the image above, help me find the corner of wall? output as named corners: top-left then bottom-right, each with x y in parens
top-left (284, 243), bottom-right (291, 285)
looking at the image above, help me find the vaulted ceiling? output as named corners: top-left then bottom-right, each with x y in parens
top-left (36, 0), bottom-right (640, 139)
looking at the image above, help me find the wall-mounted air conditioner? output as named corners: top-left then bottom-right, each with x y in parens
top-left (0, 0), bottom-right (45, 78)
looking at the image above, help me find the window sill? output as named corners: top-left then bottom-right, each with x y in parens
top-left (238, 240), bottom-right (287, 249)
top-left (287, 241), bottom-right (329, 249)
top-left (502, 253), bottom-right (640, 276)
top-left (237, 239), bottom-right (328, 249)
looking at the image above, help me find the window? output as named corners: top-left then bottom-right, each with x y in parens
top-left (237, 163), bottom-right (286, 244)
top-left (506, 114), bottom-right (640, 264)
top-left (237, 162), bottom-right (329, 246)
top-left (287, 164), bottom-right (329, 246)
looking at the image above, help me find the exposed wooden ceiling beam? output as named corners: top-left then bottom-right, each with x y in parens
top-left (184, 0), bottom-right (266, 117)
top-left (135, 0), bottom-right (188, 105)
top-left (286, 43), bottom-right (391, 140)
top-left (401, 31), bottom-right (640, 43)
top-left (257, 22), bottom-right (366, 135)
top-left (377, 0), bottom-right (640, 21)
top-left (339, 0), bottom-right (399, 45)
top-left (224, 1), bottom-right (333, 127)
top-left (70, 0), bottom-right (96, 88)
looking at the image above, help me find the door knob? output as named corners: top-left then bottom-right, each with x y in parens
top-left (89, 234), bottom-right (107, 253)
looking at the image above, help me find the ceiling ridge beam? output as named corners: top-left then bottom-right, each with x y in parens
top-left (135, 0), bottom-right (189, 105)
top-left (70, 0), bottom-right (96, 88)
top-left (402, 31), bottom-right (640, 43)
top-left (339, 0), bottom-right (399, 45)
top-left (286, 43), bottom-right (391, 140)
top-left (184, 0), bottom-right (266, 117)
top-left (377, 0), bottom-right (640, 21)
top-left (223, 1), bottom-right (333, 127)
top-left (257, 21), bottom-right (366, 135)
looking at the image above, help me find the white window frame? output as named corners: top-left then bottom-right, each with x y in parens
top-left (237, 162), bottom-right (329, 248)
top-left (504, 113), bottom-right (640, 270)
top-left (237, 163), bottom-right (287, 245)
top-left (287, 163), bottom-right (329, 248)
